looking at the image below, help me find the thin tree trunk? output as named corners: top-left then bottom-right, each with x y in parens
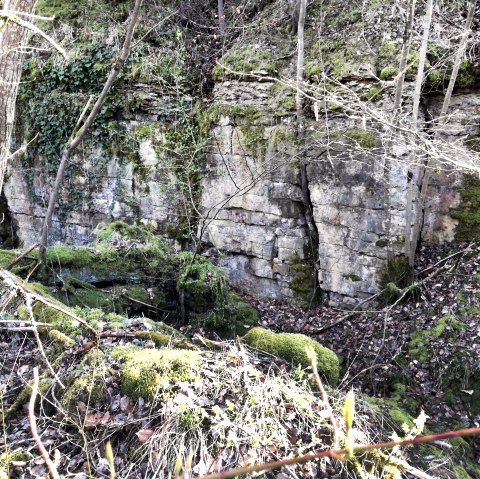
top-left (295, 0), bottom-right (305, 126)
top-left (217, 0), bottom-right (225, 35)
top-left (297, 0), bottom-right (316, 238)
top-left (0, 0), bottom-right (36, 193)
top-left (392, 0), bottom-right (416, 118)
top-left (405, 0), bottom-right (433, 266)
top-left (38, 0), bottom-right (143, 263)
top-left (296, 0), bottom-right (316, 246)
top-left (296, 0), bottom-right (318, 303)
top-left (383, 0), bottom-right (416, 261)
top-left (409, 0), bottom-right (476, 265)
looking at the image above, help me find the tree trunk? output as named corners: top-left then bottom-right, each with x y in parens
top-left (0, 0), bottom-right (36, 193)
top-left (383, 0), bottom-right (416, 260)
top-left (38, 0), bottom-right (143, 263)
top-left (296, 0), bottom-right (316, 244)
top-left (405, 0), bottom-right (433, 266)
top-left (217, 0), bottom-right (225, 35)
top-left (409, 0), bottom-right (476, 266)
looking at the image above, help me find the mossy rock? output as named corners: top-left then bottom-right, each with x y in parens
top-left (113, 347), bottom-right (202, 401)
top-left (60, 349), bottom-right (108, 412)
top-left (242, 327), bottom-right (339, 385)
top-left (377, 256), bottom-right (415, 303)
top-left (0, 448), bottom-right (33, 470)
top-left (189, 292), bottom-right (258, 337)
top-left (8, 378), bottom-right (54, 415)
top-left (288, 254), bottom-right (320, 307)
top-left (60, 280), bottom-right (167, 316)
top-left (452, 175), bottom-right (480, 241)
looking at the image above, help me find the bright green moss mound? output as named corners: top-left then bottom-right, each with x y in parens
top-left (113, 347), bottom-right (201, 400)
top-left (242, 327), bottom-right (339, 385)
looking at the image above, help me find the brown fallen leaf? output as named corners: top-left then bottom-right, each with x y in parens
top-left (84, 411), bottom-right (109, 430)
top-left (136, 428), bottom-right (154, 443)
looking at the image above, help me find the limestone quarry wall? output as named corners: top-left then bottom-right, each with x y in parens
top-left (4, 0), bottom-right (480, 307)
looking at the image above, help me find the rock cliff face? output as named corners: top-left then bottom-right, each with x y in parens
top-left (4, 0), bottom-right (480, 307)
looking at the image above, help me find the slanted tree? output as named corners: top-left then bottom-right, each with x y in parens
top-left (407, 0), bottom-right (477, 267)
top-left (38, 0), bottom-right (144, 263)
top-left (0, 0), bottom-right (36, 192)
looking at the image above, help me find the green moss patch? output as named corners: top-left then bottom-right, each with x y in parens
top-left (343, 129), bottom-right (376, 149)
top-left (61, 349), bottom-right (108, 412)
top-left (113, 347), bottom-right (201, 400)
top-left (366, 383), bottom-right (416, 431)
top-left (0, 448), bottom-right (33, 471)
top-left (213, 45), bottom-right (276, 80)
top-left (198, 104), bottom-right (265, 154)
top-left (288, 254), bottom-right (319, 306)
top-left (409, 314), bottom-right (464, 362)
top-left (452, 175), bottom-right (480, 240)
top-left (242, 327), bottom-right (339, 385)
top-left (377, 256), bottom-right (415, 303)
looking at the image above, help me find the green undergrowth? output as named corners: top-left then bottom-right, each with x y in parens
top-left (377, 256), bottom-right (415, 303)
top-left (414, 432), bottom-right (480, 479)
top-left (409, 314), bottom-right (464, 362)
top-left (0, 222), bottom-right (258, 337)
top-left (61, 349), bottom-right (108, 412)
top-left (366, 383), bottom-right (416, 431)
top-left (242, 327), bottom-right (339, 385)
top-left (112, 346), bottom-right (201, 401)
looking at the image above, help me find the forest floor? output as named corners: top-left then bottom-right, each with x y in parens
top-left (242, 242), bottom-right (480, 459)
top-left (1, 242), bottom-right (479, 478)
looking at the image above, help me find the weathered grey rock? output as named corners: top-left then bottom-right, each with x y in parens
top-left (5, 0), bottom-right (480, 308)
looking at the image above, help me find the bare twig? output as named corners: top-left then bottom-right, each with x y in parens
top-left (24, 294), bottom-right (65, 388)
top-left (198, 427), bottom-right (480, 479)
top-left (28, 367), bottom-right (61, 479)
top-left (0, 11), bottom-right (66, 57)
top-left (312, 291), bottom-right (382, 334)
top-left (308, 347), bottom-right (339, 448)
top-left (6, 243), bottom-right (39, 270)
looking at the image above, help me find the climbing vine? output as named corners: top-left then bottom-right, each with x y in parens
top-left (17, 45), bottom-right (145, 219)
